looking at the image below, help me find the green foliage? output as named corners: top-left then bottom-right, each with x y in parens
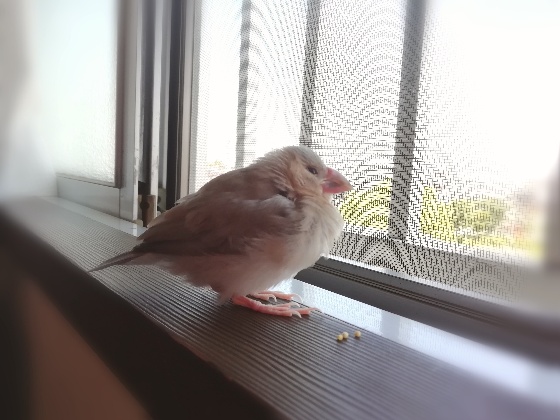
top-left (341, 183), bottom-right (509, 248)
top-left (420, 187), bottom-right (508, 241)
top-left (339, 178), bottom-right (392, 230)
top-left (451, 197), bottom-right (507, 234)
top-left (338, 179), bottom-right (543, 256)
top-left (420, 187), bottom-right (457, 241)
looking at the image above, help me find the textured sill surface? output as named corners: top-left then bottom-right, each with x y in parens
top-left (3, 198), bottom-right (559, 420)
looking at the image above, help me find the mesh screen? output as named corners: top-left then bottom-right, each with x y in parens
top-left (190, 0), bottom-right (242, 191)
top-left (189, 0), bottom-right (560, 303)
top-left (409, 0), bottom-right (559, 262)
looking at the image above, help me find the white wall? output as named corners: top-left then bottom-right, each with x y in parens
top-left (0, 0), bottom-right (57, 199)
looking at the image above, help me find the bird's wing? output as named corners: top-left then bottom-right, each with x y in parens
top-left (135, 189), bottom-right (301, 256)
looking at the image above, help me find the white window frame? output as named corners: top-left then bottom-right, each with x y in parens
top-left (58, 0), bottom-right (166, 223)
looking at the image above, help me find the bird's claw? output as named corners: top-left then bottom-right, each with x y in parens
top-left (274, 302), bottom-right (301, 308)
top-left (232, 295), bottom-right (318, 317)
top-left (250, 292), bottom-right (277, 302)
top-left (250, 290), bottom-right (303, 303)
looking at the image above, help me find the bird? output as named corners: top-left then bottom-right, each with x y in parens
top-left (91, 145), bottom-right (352, 317)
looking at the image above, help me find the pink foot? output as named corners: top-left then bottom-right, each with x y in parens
top-left (232, 295), bottom-right (318, 317)
top-left (250, 290), bottom-right (303, 303)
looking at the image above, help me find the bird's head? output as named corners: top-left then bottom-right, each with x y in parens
top-left (256, 146), bottom-right (353, 199)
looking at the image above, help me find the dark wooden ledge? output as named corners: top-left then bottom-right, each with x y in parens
top-left (0, 198), bottom-right (557, 420)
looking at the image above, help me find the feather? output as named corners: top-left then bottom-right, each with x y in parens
top-left (89, 251), bottom-right (140, 272)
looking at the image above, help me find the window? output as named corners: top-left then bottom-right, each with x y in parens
top-left (7, 0), bottom-right (557, 323)
top-left (3, 2), bottom-right (558, 415)
top-left (3, 2), bottom-right (559, 409)
top-left (185, 0), bottom-right (560, 313)
top-left (5, 0), bottom-right (167, 223)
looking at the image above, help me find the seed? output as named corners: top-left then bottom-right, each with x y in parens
top-left (336, 334), bottom-right (344, 341)
top-left (354, 330), bottom-right (362, 338)
top-left (342, 332), bottom-right (349, 339)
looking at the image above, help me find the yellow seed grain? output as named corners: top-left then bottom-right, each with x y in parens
top-left (354, 330), bottom-right (362, 338)
top-left (336, 334), bottom-right (344, 341)
top-left (342, 332), bottom-right (349, 339)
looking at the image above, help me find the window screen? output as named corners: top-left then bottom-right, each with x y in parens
top-left (189, 0), bottom-right (559, 306)
top-left (410, 0), bottom-right (559, 262)
top-left (190, 0), bottom-right (242, 191)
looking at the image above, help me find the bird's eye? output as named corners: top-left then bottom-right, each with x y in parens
top-left (307, 167), bottom-right (318, 175)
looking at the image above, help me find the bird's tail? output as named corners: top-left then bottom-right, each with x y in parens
top-left (89, 251), bottom-right (140, 272)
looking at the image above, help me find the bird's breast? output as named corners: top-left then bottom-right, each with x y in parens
top-left (287, 200), bottom-right (344, 271)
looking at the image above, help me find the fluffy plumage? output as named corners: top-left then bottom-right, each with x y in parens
top-left (91, 146), bottom-right (352, 316)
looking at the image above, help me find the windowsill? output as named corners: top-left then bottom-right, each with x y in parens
top-left (2, 197), bottom-right (559, 419)
top-left (38, 197), bottom-right (560, 406)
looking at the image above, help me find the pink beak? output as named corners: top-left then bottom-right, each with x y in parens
top-left (322, 168), bottom-right (353, 194)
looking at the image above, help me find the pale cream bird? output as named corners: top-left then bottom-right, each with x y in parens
top-left (91, 146), bottom-right (352, 316)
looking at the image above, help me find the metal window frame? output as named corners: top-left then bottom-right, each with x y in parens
top-left (165, 0), bottom-right (187, 209)
top-left (55, 0), bottom-right (130, 217)
top-left (299, 0), bottom-right (322, 148)
top-left (180, 0), bottom-right (198, 200)
top-left (234, 0), bottom-right (252, 169)
top-left (57, 0), bottom-right (160, 222)
top-left (387, 0), bottom-right (426, 241)
top-left (297, 258), bottom-right (560, 361)
top-left (545, 153), bottom-right (560, 270)
top-left (152, 0), bottom-right (172, 204)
